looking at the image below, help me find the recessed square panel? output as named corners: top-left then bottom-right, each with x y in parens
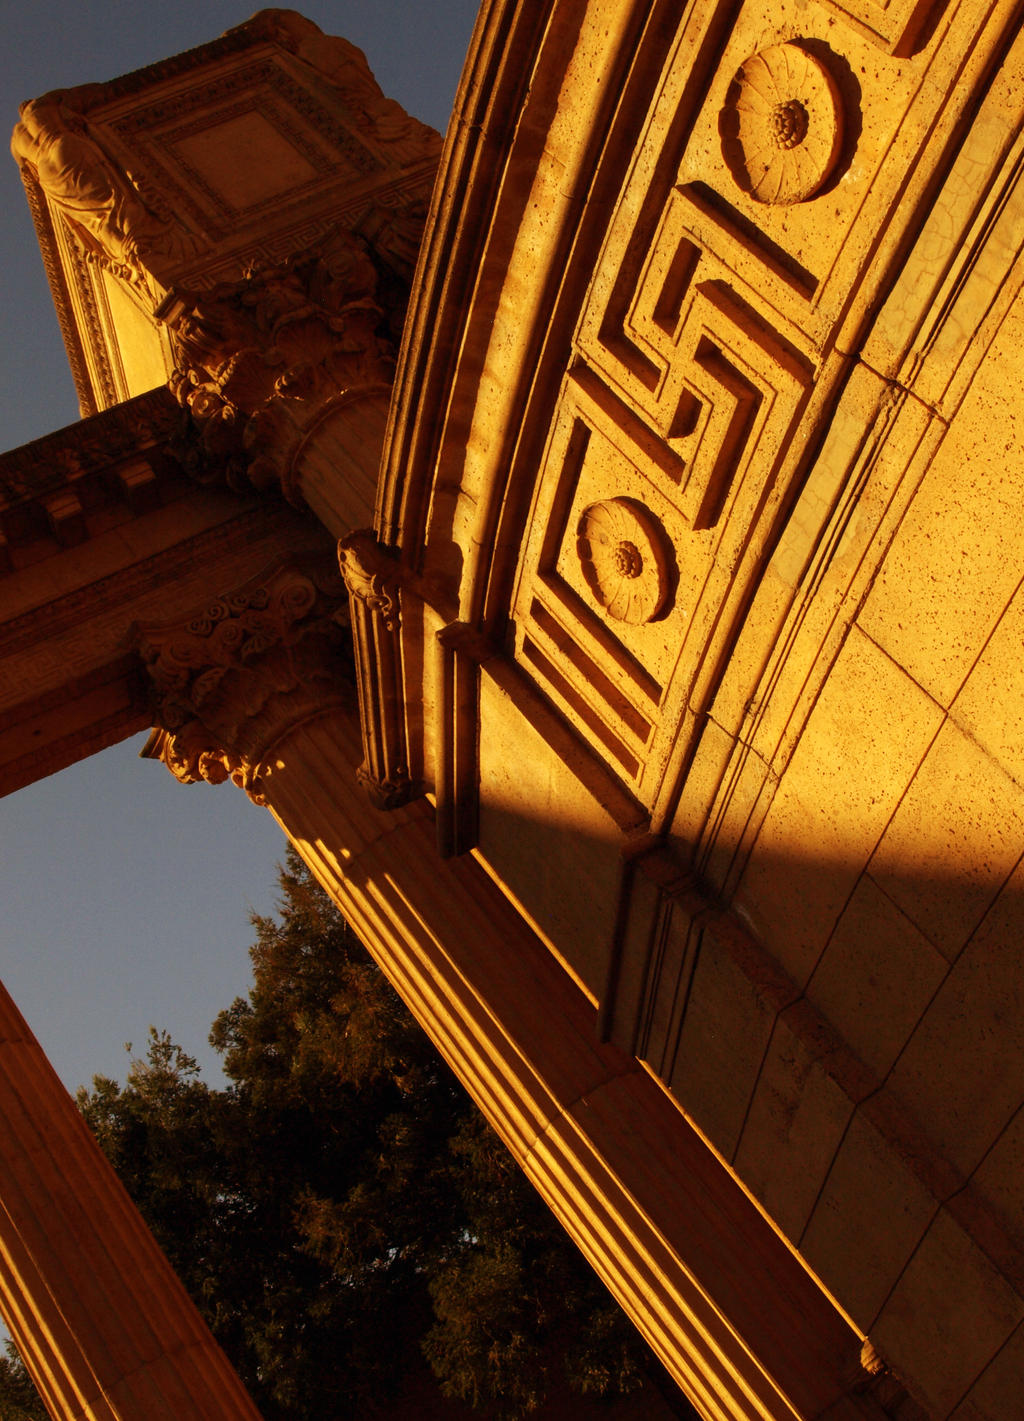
top-left (172, 111), bottom-right (320, 210)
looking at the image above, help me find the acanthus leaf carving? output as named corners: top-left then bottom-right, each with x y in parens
top-left (136, 555), bottom-right (351, 802)
top-left (141, 724), bottom-right (259, 802)
top-left (164, 224), bottom-right (407, 499)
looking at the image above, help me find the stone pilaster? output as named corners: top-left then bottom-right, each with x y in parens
top-left (0, 980), bottom-right (263, 1421)
top-left (253, 714), bottom-right (886, 1421)
top-left (337, 529), bottom-right (417, 808)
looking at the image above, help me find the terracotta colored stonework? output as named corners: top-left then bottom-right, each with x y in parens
top-left (3, 4), bottom-right (1024, 1419)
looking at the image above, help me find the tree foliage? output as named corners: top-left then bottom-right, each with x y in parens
top-left (5, 851), bottom-right (690, 1420)
top-left (0, 1342), bottom-right (48, 1421)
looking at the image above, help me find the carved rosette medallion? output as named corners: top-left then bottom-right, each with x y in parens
top-left (576, 498), bottom-right (671, 623)
top-left (720, 43), bottom-right (843, 205)
top-left (137, 557), bottom-right (350, 802)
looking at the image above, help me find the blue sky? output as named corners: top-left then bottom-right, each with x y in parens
top-left (0, 0), bottom-right (479, 1093)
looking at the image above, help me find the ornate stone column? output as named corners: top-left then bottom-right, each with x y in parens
top-left (163, 225), bottom-right (400, 538)
top-left (0, 982), bottom-right (264, 1421)
top-left (139, 558), bottom-right (890, 1421)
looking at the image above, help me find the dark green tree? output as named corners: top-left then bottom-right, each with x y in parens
top-left (0, 1342), bottom-right (48, 1421)
top-left (8, 851), bottom-right (692, 1420)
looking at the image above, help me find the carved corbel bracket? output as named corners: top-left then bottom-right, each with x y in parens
top-left (338, 530), bottom-right (419, 810)
top-left (136, 555), bottom-right (352, 803)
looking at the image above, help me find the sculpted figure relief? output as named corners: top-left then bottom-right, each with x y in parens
top-left (11, 88), bottom-right (197, 286)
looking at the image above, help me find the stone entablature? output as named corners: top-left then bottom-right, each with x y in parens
top-left (0, 387), bottom-right (335, 799)
top-left (0, 388), bottom-right (177, 564)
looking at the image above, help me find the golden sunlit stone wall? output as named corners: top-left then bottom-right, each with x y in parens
top-left (725, 227), bottom-right (1024, 1419)
top-left (395, 0), bottom-right (1024, 1414)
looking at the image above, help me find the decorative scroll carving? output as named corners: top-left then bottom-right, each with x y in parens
top-left (137, 556), bottom-right (350, 803)
top-left (576, 498), bottom-right (672, 624)
top-left (339, 528), bottom-right (400, 626)
top-left (11, 88), bottom-right (198, 292)
top-left (165, 224), bottom-right (406, 497)
top-left (338, 530), bottom-right (417, 809)
top-left (719, 44), bottom-right (844, 206)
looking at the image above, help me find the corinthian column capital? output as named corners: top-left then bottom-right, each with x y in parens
top-left (162, 226), bottom-right (404, 506)
top-left (136, 555), bottom-right (351, 802)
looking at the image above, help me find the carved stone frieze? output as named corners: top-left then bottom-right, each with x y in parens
top-left (137, 555), bottom-right (351, 802)
top-left (720, 44), bottom-right (844, 206)
top-left (164, 223), bottom-right (407, 498)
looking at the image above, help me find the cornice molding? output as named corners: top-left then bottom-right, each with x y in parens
top-left (0, 387), bottom-right (177, 515)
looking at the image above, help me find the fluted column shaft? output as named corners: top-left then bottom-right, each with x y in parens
top-left (256, 706), bottom-right (870, 1421)
top-left (0, 982), bottom-right (263, 1421)
top-left (288, 387), bottom-right (390, 539)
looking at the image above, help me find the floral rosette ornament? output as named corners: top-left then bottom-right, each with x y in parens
top-left (720, 43), bottom-right (844, 205)
top-left (576, 498), bottom-right (671, 624)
